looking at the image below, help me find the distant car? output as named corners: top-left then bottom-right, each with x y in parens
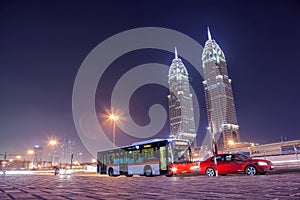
top-left (200, 153), bottom-right (274, 176)
top-left (59, 168), bottom-right (72, 175)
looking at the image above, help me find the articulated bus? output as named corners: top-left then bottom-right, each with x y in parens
top-left (97, 139), bottom-right (197, 177)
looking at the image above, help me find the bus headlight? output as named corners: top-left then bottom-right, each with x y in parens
top-left (171, 167), bottom-right (178, 172)
top-left (190, 166), bottom-right (199, 171)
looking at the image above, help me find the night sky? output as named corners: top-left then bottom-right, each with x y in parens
top-left (1, 0), bottom-right (300, 159)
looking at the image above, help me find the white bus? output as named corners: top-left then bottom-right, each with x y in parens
top-left (97, 138), bottom-right (196, 177)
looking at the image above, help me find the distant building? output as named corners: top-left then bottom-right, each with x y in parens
top-left (229, 139), bottom-right (300, 158)
top-left (168, 47), bottom-right (197, 146)
top-left (58, 138), bottom-right (83, 164)
top-left (33, 145), bottom-right (43, 163)
top-left (59, 139), bottom-right (76, 164)
top-left (202, 28), bottom-right (240, 150)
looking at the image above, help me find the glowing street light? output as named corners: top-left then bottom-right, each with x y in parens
top-left (109, 114), bottom-right (119, 121)
top-left (108, 113), bottom-right (119, 148)
top-left (27, 150), bottom-right (34, 155)
top-left (228, 140), bottom-right (234, 145)
top-left (16, 155), bottom-right (21, 160)
top-left (228, 140), bottom-right (235, 146)
top-left (49, 140), bottom-right (57, 146)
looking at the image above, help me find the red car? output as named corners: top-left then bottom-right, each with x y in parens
top-left (200, 153), bottom-right (275, 176)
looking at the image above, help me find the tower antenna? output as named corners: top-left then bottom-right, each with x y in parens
top-left (207, 27), bottom-right (212, 40)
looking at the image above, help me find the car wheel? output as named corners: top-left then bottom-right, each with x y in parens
top-left (205, 167), bottom-right (215, 177)
top-left (108, 168), bottom-right (114, 177)
top-left (245, 166), bottom-right (257, 176)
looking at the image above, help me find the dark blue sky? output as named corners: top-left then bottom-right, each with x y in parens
top-left (1, 0), bottom-right (300, 157)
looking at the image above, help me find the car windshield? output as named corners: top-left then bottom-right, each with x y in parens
top-left (236, 153), bottom-right (249, 160)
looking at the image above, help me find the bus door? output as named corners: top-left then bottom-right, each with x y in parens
top-left (159, 146), bottom-right (167, 174)
top-left (119, 151), bottom-right (128, 175)
top-left (99, 153), bottom-right (107, 174)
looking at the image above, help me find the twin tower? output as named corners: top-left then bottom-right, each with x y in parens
top-left (168, 28), bottom-right (240, 150)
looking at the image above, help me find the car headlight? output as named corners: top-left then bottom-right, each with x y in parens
top-left (171, 167), bottom-right (178, 172)
top-left (258, 161), bottom-right (268, 166)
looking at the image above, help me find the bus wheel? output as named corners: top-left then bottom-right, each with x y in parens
top-left (166, 173), bottom-right (173, 177)
top-left (108, 168), bottom-right (114, 177)
top-left (144, 166), bottom-right (152, 177)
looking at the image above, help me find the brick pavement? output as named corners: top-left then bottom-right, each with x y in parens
top-left (0, 171), bottom-right (300, 199)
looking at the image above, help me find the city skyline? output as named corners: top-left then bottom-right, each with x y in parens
top-left (1, 1), bottom-right (300, 156)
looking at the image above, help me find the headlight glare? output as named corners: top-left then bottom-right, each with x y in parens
top-left (258, 161), bottom-right (267, 166)
top-left (171, 167), bottom-right (178, 172)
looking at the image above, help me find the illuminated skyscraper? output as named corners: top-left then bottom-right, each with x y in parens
top-left (168, 47), bottom-right (197, 146)
top-left (202, 27), bottom-right (240, 150)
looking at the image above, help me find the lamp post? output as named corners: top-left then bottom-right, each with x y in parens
top-left (109, 113), bottom-right (119, 148)
top-left (209, 121), bottom-right (218, 177)
top-left (49, 140), bottom-right (57, 167)
top-left (228, 139), bottom-right (235, 149)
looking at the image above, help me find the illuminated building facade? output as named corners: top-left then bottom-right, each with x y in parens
top-left (168, 47), bottom-right (197, 146)
top-left (33, 145), bottom-right (43, 163)
top-left (202, 28), bottom-right (240, 150)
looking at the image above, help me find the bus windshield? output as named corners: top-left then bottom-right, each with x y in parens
top-left (169, 140), bottom-right (192, 163)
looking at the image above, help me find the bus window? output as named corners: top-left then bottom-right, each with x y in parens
top-left (154, 147), bottom-right (159, 159)
top-left (132, 150), bottom-right (143, 163)
top-left (137, 153), bottom-right (144, 162)
top-left (108, 154), bottom-right (114, 164)
top-left (127, 151), bottom-right (134, 163)
top-left (142, 148), bottom-right (156, 161)
top-left (119, 151), bottom-right (124, 164)
top-left (114, 152), bottom-right (119, 164)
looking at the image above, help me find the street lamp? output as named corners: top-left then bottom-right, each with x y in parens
top-left (108, 113), bottom-right (119, 148)
top-left (228, 140), bottom-right (235, 146)
top-left (49, 139), bottom-right (57, 167)
top-left (27, 150), bottom-right (34, 155)
top-left (49, 140), bottom-right (57, 146)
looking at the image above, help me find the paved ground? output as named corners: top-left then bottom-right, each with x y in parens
top-left (0, 170), bottom-right (300, 199)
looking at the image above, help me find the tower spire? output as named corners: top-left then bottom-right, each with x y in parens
top-left (207, 27), bottom-right (212, 40)
top-left (175, 46), bottom-right (178, 59)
